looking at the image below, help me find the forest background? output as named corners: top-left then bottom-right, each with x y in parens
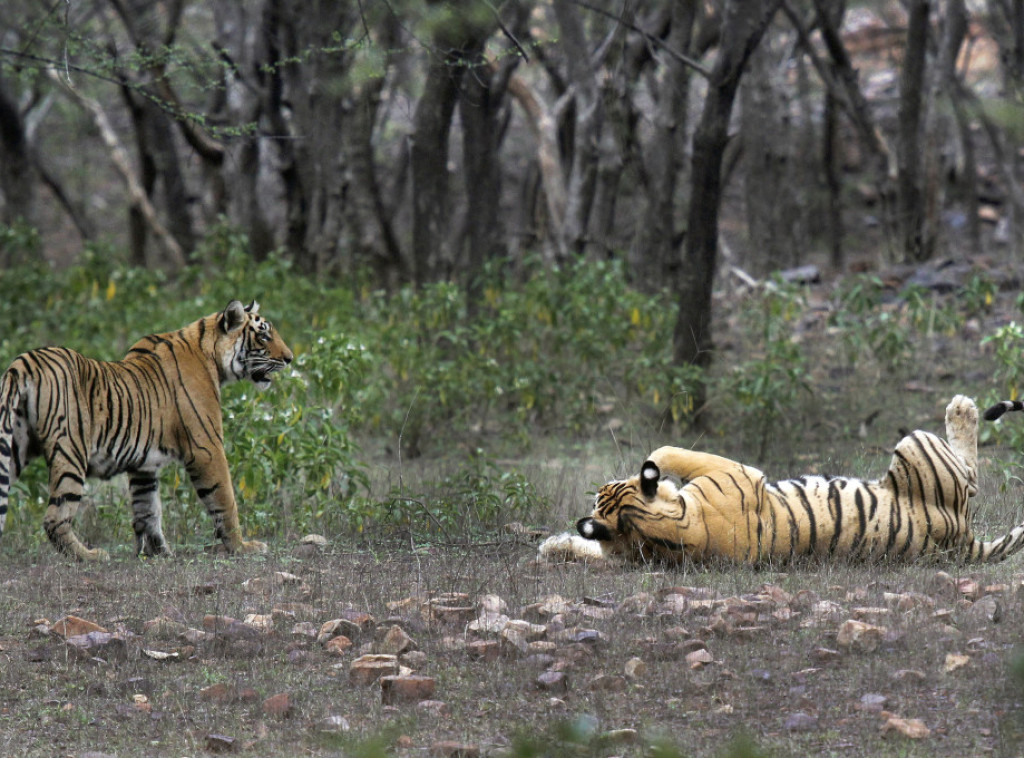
top-left (9, 3), bottom-right (1024, 757)
top-left (3, 0), bottom-right (1024, 537)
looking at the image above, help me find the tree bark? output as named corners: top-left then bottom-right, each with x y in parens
top-left (551, 0), bottom-right (606, 258)
top-left (410, 4), bottom-right (497, 284)
top-left (460, 46), bottom-right (521, 313)
top-left (0, 71), bottom-right (37, 236)
top-left (896, 0), bottom-right (930, 262)
top-left (633, 1), bottom-right (699, 287)
top-left (109, 0), bottom-right (196, 266)
top-left (673, 0), bottom-right (781, 417)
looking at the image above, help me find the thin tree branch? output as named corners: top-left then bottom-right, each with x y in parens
top-left (570, 0), bottom-right (712, 77)
top-left (47, 68), bottom-right (185, 266)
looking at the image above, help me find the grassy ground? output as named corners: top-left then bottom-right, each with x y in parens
top-left (3, 535), bottom-right (1024, 757)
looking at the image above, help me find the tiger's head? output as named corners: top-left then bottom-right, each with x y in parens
top-left (217, 300), bottom-right (293, 389)
top-left (577, 459), bottom-right (691, 561)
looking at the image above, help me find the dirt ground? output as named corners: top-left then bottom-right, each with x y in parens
top-left (3, 529), bottom-right (1024, 757)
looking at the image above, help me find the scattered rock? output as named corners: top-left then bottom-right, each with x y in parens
top-left (349, 654), bottom-right (399, 685)
top-left (880, 716), bottom-right (930, 739)
top-left (478, 594), bottom-right (507, 614)
top-left (858, 693), bottom-right (888, 712)
top-left (624, 657), bottom-right (647, 679)
top-left (52, 615), bottom-right (107, 639)
top-left (811, 647), bottom-right (841, 663)
top-left (422, 595), bottom-right (476, 625)
top-left (417, 699), bottom-right (449, 717)
top-left (536, 670), bottom-right (569, 693)
top-left (317, 618), bottom-right (366, 644)
top-left (587, 674), bottom-right (627, 692)
top-left (203, 615), bottom-right (262, 641)
top-left (318, 714), bottom-right (351, 733)
top-left (553, 627), bottom-right (605, 645)
top-left (968, 595), bottom-right (1002, 623)
top-left (205, 734), bottom-right (237, 753)
top-left (262, 692), bottom-right (293, 718)
top-left (378, 625), bottom-right (416, 655)
top-left (956, 578), bottom-right (981, 601)
top-left (685, 648), bottom-right (713, 668)
top-left (199, 683), bottom-right (237, 703)
top-left (929, 571), bottom-right (956, 594)
top-left (784, 711), bottom-right (818, 731)
top-left (142, 616), bottom-right (187, 639)
top-left (467, 640), bottom-right (501, 662)
top-left (65, 631), bottom-right (128, 661)
top-left (836, 620), bottom-right (887, 652)
top-left (381, 674), bottom-right (436, 704)
top-left (892, 669), bottom-right (927, 684)
top-left (431, 741), bottom-right (480, 757)
top-left (300, 534), bottom-right (328, 546)
top-left (243, 614), bottom-right (274, 633)
top-left (943, 653), bottom-right (970, 673)
top-left (597, 728), bottom-right (639, 745)
top-left (291, 621), bottom-right (318, 639)
top-left (401, 650), bottom-right (429, 668)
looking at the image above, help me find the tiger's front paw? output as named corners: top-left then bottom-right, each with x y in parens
top-left (81, 547), bottom-right (111, 562)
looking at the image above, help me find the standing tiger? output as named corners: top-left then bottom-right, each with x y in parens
top-left (541, 395), bottom-right (1024, 565)
top-left (0, 300), bottom-right (293, 560)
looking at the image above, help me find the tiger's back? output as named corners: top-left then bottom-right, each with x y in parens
top-left (0, 300), bottom-right (292, 560)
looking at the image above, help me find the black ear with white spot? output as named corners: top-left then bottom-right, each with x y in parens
top-left (245, 300), bottom-right (261, 315)
top-left (221, 300), bottom-right (247, 333)
top-left (640, 460), bottom-right (660, 499)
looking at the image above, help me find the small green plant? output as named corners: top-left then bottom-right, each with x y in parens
top-left (376, 450), bottom-right (543, 539)
top-left (723, 280), bottom-right (813, 457)
top-left (961, 272), bottom-right (997, 317)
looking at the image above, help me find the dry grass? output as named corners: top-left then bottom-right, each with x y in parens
top-left (3, 511), bottom-right (1024, 757)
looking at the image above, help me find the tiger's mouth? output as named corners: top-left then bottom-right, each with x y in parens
top-left (251, 361), bottom-right (286, 389)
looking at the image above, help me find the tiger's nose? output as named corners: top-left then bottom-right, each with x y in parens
top-left (283, 349), bottom-right (294, 364)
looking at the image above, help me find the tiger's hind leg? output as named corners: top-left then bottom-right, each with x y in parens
top-left (129, 472), bottom-right (171, 557)
top-left (945, 395), bottom-right (979, 492)
top-left (0, 372), bottom-right (31, 544)
top-left (43, 446), bottom-right (109, 561)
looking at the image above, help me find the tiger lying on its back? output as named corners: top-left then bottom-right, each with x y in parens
top-left (541, 395), bottom-right (1024, 565)
top-left (0, 300), bottom-right (293, 560)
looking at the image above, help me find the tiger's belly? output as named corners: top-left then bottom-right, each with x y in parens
top-left (87, 447), bottom-right (178, 479)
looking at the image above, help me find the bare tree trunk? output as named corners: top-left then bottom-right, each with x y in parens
top-left (51, 70), bottom-right (185, 267)
top-left (410, 7), bottom-right (497, 284)
top-left (634, 1), bottom-right (699, 287)
top-left (742, 39), bottom-right (803, 274)
top-left (0, 72), bottom-right (37, 237)
top-left (896, 0), bottom-right (930, 262)
top-left (673, 0), bottom-right (781, 419)
top-left (552, 0), bottom-right (605, 258)
top-left (823, 72), bottom-right (843, 270)
top-left (461, 46), bottom-right (522, 313)
top-left (109, 0), bottom-right (196, 267)
top-left (410, 51), bottom-right (464, 284)
top-left (920, 0), bottom-right (967, 259)
top-left (212, 1), bottom-right (276, 261)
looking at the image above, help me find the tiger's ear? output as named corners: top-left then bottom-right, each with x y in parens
top-left (245, 300), bottom-right (260, 315)
top-left (640, 460), bottom-right (660, 499)
top-left (221, 300), bottom-right (248, 333)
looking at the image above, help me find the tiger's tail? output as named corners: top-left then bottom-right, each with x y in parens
top-left (964, 526), bottom-right (1024, 562)
top-left (971, 399), bottom-right (1024, 560)
top-left (0, 368), bottom-right (20, 541)
top-left (983, 400), bottom-right (1024, 421)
